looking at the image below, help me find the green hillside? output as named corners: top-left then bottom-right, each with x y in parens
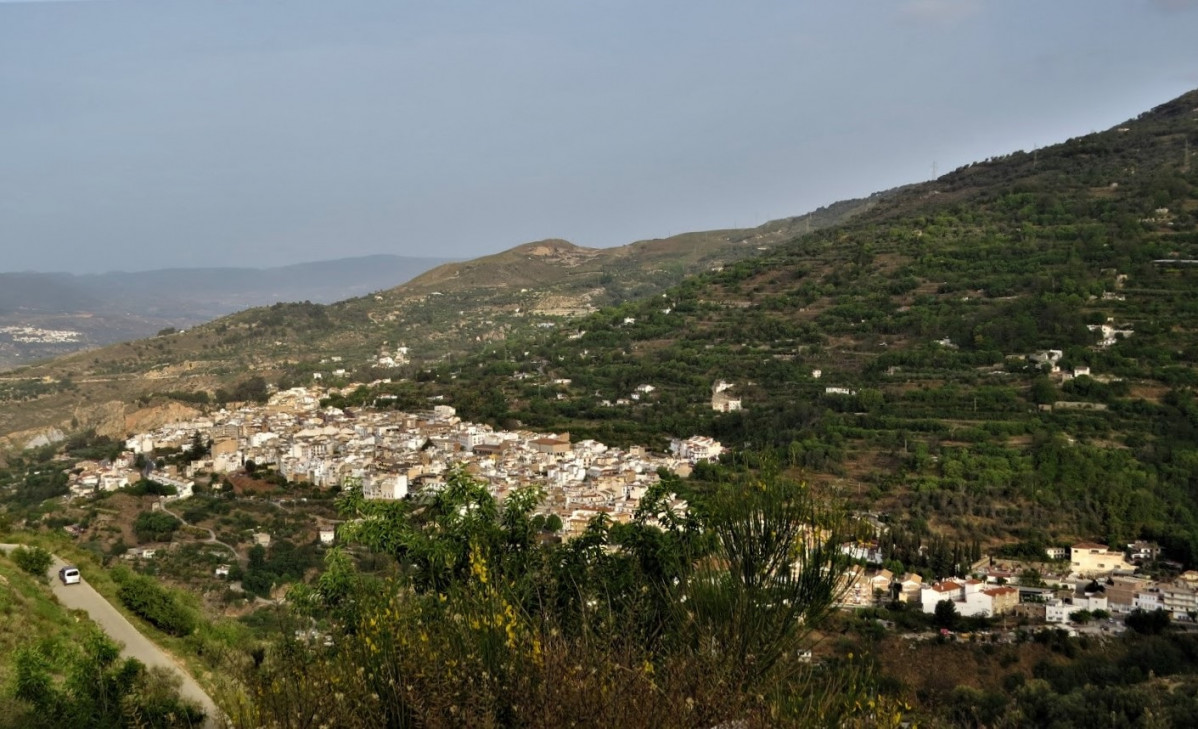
top-left (398, 89), bottom-right (1198, 562)
top-left (0, 196), bottom-right (878, 447)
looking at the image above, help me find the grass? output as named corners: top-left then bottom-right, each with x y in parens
top-left (0, 548), bottom-right (98, 718)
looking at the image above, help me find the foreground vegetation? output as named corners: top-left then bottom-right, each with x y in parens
top-left (222, 467), bottom-right (906, 728)
top-left (871, 622), bottom-right (1198, 728)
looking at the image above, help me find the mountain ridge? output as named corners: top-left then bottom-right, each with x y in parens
top-left (0, 254), bottom-right (455, 369)
top-left (0, 195), bottom-right (885, 447)
top-left (390, 88), bottom-right (1198, 558)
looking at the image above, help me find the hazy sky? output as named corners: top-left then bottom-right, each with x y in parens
top-left (3, 1), bottom-right (1197, 274)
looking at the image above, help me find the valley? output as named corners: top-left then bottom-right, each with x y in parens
top-left (2, 88), bottom-right (1198, 728)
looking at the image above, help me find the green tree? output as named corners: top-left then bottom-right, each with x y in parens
top-left (12, 631), bottom-right (203, 728)
top-left (187, 431), bottom-right (210, 462)
top-left (1030, 376), bottom-right (1058, 405)
top-left (934, 599), bottom-right (959, 630)
top-left (1019, 567), bottom-right (1046, 587)
top-left (1125, 607), bottom-right (1171, 635)
top-left (132, 511), bottom-right (181, 544)
top-left (114, 569), bottom-right (196, 637)
top-left (10, 545), bottom-right (52, 579)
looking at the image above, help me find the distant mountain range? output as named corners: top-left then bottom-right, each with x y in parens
top-left (0, 255), bottom-right (453, 369)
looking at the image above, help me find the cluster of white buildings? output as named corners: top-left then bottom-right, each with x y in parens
top-left (98, 386), bottom-right (714, 540)
top-left (669, 435), bottom-right (724, 464)
top-left (67, 452), bottom-right (136, 496)
top-left (0, 325), bottom-right (82, 343)
top-left (919, 579), bottom-right (1020, 618)
top-left (66, 452), bottom-right (195, 501)
top-left (710, 381), bottom-right (742, 412)
top-left (372, 346), bottom-right (409, 369)
top-left (1087, 321), bottom-right (1134, 348)
top-left (1096, 572), bottom-right (1198, 620)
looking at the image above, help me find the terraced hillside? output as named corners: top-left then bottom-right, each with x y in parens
top-left (0, 197), bottom-right (878, 447)
top-left (397, 89), bottom-right (1198, 562)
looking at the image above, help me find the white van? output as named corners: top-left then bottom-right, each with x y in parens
top-left (59, 566), bottom-right (81, 585)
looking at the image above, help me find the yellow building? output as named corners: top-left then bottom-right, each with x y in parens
top-left (1070, 542), bottom-right (1129, 577)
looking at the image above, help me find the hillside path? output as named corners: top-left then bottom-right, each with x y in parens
top-left (158, 500), bottom-right (243, 565)
top-left (0, 544), bottom-right (224, 728)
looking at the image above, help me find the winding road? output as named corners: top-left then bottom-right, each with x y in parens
top-left (0, 544), bottom-right (224, 728)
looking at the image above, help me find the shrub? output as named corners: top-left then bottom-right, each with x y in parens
top-left (133, 511), bottom-right (181, 544)
top-left (11, 630), bottom-right (204, 727)
top-left (1125, 608), bottom-right (1171, 635)
top-left (10, 545), bottom-right (52, 579)
top-left (227, 468), bottom-right (899, 728)
top-left (115, 570), bottom-right (197, 637)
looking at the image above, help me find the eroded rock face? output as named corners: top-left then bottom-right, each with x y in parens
top-left (23, 427), bottom-right (66, 450)
top-left (73, 400), bottom-right (129, 439)
top-left (125, 401), bottom-right (202, 436)
top-left (1, 424), bottom-right (68, 451)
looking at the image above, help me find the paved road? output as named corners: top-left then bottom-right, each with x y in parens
top-left (0, 544), bottom-right (224, 728)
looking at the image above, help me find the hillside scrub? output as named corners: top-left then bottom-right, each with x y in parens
top-left (223, 467), bottom-right (906, 728)
top-left (9, 545), bottom-right (52, 579)
top-left (9, 632), bottom-right (204, 729)
top-left (113, 567), bottom-right (197, 638)
top-left (0, 555), bottom-right (203, 729)
top-left (132, 511), bottom-right (181, 544)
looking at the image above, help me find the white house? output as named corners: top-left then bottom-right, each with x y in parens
top-left (669, 436), bottom-right (724, 464)
top-left (149, 473), bottom-right (194, 501)
top-left (1046, 599), bottom-right (1069, 623)
top-left (1162, 582), bottom-right (1198, 620)
top-left (898, 573), bottom-right (923, 603)
top-left (921, 581), bottom-right (963, 611)
top-left (364, 474), bottom-right (409, 500)
top-left (921, 579), bottom-right (1016, 617)
top-left (711, 390), bottom-right (743, 412)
